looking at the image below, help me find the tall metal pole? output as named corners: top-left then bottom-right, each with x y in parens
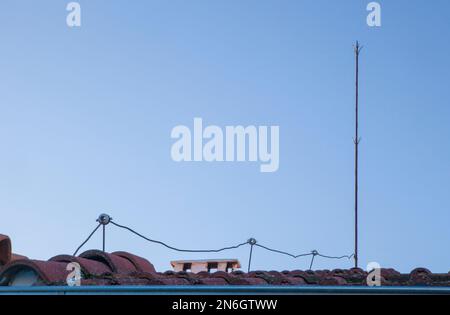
top-left (354, 41), bottom-right (362, 268)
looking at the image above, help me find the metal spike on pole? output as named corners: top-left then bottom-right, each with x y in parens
top-left (353, 41), bottom-right (363, 268)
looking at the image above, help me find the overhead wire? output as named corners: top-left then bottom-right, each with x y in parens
top-left (74, 217), bottom-right (354, 270)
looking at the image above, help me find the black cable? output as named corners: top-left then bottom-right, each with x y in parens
top-left (255, 243), bottom-right (354, 262)
top-left (254, 243), bottom-right (313, 259)
top-left (73, 223), bottom-right (101, 256)
top-left (317, 253), bottom-right (354, 260)
top-left (111, 221), bottom-right (248, 253)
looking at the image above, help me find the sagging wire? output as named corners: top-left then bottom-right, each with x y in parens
top-left (110, 221), bottom-right (249, 253)
top-left (254, 243), bottom-right (313, 259)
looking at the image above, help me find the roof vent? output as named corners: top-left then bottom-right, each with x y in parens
top-left (171, 259), bottom-right (241, 274)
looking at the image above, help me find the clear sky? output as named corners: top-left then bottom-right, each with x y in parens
top-left (0, 0), bottom-right (449, 273)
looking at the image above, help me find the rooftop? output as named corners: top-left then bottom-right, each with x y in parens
top-left (1, 233), bottom-right (449, 288)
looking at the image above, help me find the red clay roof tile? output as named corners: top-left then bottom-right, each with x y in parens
top-left (112, 251), bottom-right (156, 273)
top-left (49, 255), bottom-right (112, 276)
top-left (0, 235), bottom-right (11, 266)
top-left (0, 235), bottom-right (449, 287)
top-left (79, 250), bottom-right (136, 274)
top-left (1, 260), bottom-right (68, 285)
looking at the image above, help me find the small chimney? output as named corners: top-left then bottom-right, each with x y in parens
top-left (171, 259), bottom-right (241, 274)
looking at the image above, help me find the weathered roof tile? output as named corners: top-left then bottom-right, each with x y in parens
top-left (0, 233), bottom-right (449, 287)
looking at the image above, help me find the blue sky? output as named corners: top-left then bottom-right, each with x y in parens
top-left (0, 0), bottom-right (449, 273)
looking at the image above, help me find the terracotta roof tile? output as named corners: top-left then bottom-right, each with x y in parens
top-left (1, 253), bottom-right (449, 287)
top-left (79, 250), bottom-right (136, 274)
top-left (0, 235), bottom-right (27, 267)
top-left (318, 276), bottom-right (348, 286)
top-left (0, 233), bottom-right (449, 287)
top-left (0, 235), bottom-right (11, 266)
top-left (49, 255), bottom-right (111, 276)
top-left (112, 251), bottom-right (156, 273)
top-left (1, 260), bottom-right (68, 285)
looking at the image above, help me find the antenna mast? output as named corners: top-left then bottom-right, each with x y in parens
top-left (353, 41), bottom-right (362, 268)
